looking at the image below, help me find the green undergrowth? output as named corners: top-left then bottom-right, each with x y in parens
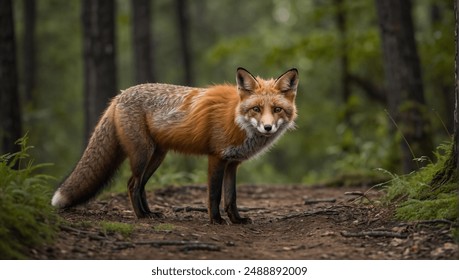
top-left (153, 223), bottom-right (175, 232)
top-left (0, 135), bottom-right (59, 259)
top-left (99, 221), bottom-right (134, 238)
top-left (383, 142), bottom-right (458, 222)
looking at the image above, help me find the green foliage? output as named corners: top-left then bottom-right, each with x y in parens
top-left (322, 93), bottom-right (394, 183)
top-left (0, 135), bottom-right (58, 259)
top-left (99, 221), bottom-right (133, 238)
top-left (396, 195), bottom-right (457, 221)
top-left (153, 223), bottom-right (175, 232)
top-left (70, 220), bottom-right (92, 229)
top-left (383, 142), bottom-right (458, 221)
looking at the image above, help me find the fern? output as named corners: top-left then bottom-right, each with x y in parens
top-left (0, 135), bottom-right (58, 259)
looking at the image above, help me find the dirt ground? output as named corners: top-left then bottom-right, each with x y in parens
top-left (32, 184), bottom-right (458, 259)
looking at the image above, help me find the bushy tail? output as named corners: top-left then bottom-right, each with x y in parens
top-left (51, 103), bottom-right (125, 208)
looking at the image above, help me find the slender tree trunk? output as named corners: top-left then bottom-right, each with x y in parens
top-left (334, 0), bottom-right (351, 107)
top-left (23, 0), bottom-right (36, 104)
top-left (375, 0), bottom-right (434, 173)
top-left (175, 0), bottom-right (193, 86)
top-left (429, 3), bottom-right (455, 136)
top-left (333, 0), bottom-right (354, 151)
top-left (131, 0), bottom-right (155, 84)
top-left (431, 0), bottom-right (459, 226)
top-left (0, 0), bottom-right (22, 159)
top-left (455, 0), bottom-right (459, 227)
top-left (455, 0), bottom-right (459, 179)
top-left (429, 1), bottom-right (458, 189)
top-left (82, 0), bottom-right (117, 143)
top-left (441, 84), bottom-right (455, 136)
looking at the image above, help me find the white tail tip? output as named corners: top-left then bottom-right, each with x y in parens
top-left (51, 189), bottom-right (67, 208)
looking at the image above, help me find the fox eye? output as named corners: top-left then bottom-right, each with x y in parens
top-left (274, 107), bottom-right (283, 113)
top-left (252, 106), bottom-right (261, 113)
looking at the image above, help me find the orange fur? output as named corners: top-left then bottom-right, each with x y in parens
top-left (148, 85), bottom-right (246, 155)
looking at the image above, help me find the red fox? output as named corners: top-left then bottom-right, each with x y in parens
top-left (52, 68), bottom-right (299, 224)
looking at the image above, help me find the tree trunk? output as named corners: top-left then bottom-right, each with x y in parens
top-left (375, 0), bottom-right (434, 173)
top-left (23, 0), bottom-right (36, 104)
top-left (430, 0), bottom-right (459, 190)
top-left (456, 0), bottom-right (459, 180)
top-left (0, 0), bottom-right (22, 159)
top-left (430, 3), bottom-right (455, 136)
top-left (333, 0), bottom-right (354, 152)
top-left (82, 0), bottom-right (117, 143)
top-left (334, 0), bottom-right (351, 107)
top-left (175, 0), bottom-right (193, 86)
top-left (456, 0), bottom-right (459, 225)
top-left (131, 0), bottom-right (155, 84)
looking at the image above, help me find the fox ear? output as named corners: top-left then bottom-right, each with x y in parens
top-left (274, 68), bottom-right (299, 94)
top-left (236, 67), bottom-right (259, 93)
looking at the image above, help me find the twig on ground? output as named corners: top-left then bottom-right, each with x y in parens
top-left (400, 219), bottom-right (458, 227)
top-left (304, 198), bottom-right (336, 205)
top-left (278, 209), bottom-right (339, 221)
top-left (172, 206), bottom-right (267, 213)
top-left (59, 225), bottom-right (105, 240)
top-left (344, 191), bottom-right (365, 196)
top-left (344, 191), bottom-right (373, 204)
top-left (172, 206), bottom-right (208, 213)
top-left (237, 207), bottom-right (267, 212)
top-left (414, 219), bottom-right (455, 225)
top-left (181, 243), bottom-right (221, 252)
top-left (341, 230), bottom-right (408, 238)
top-left (115, 240), bottom-right (220, 251)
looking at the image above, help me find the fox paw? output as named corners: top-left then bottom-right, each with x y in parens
top-left (210, 217), bottom-right (228, 225)
top-left (148, 211), bottom-right (165, 219)
top-left (231, 217), bottom-right (252, 224)
top-left (137, 211), bottom-right (165, 219)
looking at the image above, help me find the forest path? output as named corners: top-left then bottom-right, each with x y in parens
top-left (34, 185), bottom-right (458, 259)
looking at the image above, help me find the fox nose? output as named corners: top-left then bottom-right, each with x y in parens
top-left (264, 124), bottom-right (272, 132)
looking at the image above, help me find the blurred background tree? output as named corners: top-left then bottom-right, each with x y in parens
top-left (131, 0), bottom-right (155, 84)
top-left (375, 0), bottom-right (433, 173)
top-left (0, 0), bottom-right (22, 166)
top-left (6, 0), bottom-right (455, 186)
top-left (82, 0), bottom-right (117, 142)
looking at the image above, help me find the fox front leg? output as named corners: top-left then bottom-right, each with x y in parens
top-left (207, 156), bottom-right (227, 224)
top-left (223, 161), bottom-right (252, 224)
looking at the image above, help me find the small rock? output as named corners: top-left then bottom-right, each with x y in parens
top-left (390, 238), bottom-right (404, 247)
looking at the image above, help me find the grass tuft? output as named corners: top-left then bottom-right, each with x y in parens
top-left (99, 221), bottom-right (134, 238)
top-left (153, 223), bottom-right (175, 232)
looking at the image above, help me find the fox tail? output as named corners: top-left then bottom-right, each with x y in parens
top-left (51, 103), bottom-right (125, 208)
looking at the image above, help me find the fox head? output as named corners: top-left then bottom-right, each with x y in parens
top-left (235, 67), bottom-right (298, 137)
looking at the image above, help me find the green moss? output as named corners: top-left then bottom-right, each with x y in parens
top-left (99, 221), bottom-right (133, 238)
top-left (70, 220), bottom-right (93, 229)
top-left (0, 135), bottom-right (59, 259)
top-left (153, 223), bottom-right (175, 232)
top-left (383, 142), bottom-right (458, 221)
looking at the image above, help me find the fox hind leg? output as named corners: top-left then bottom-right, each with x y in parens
top-left (140, 147), bottom-right (167, 217)
top-left (128, 146), bottom-right (167, 219)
